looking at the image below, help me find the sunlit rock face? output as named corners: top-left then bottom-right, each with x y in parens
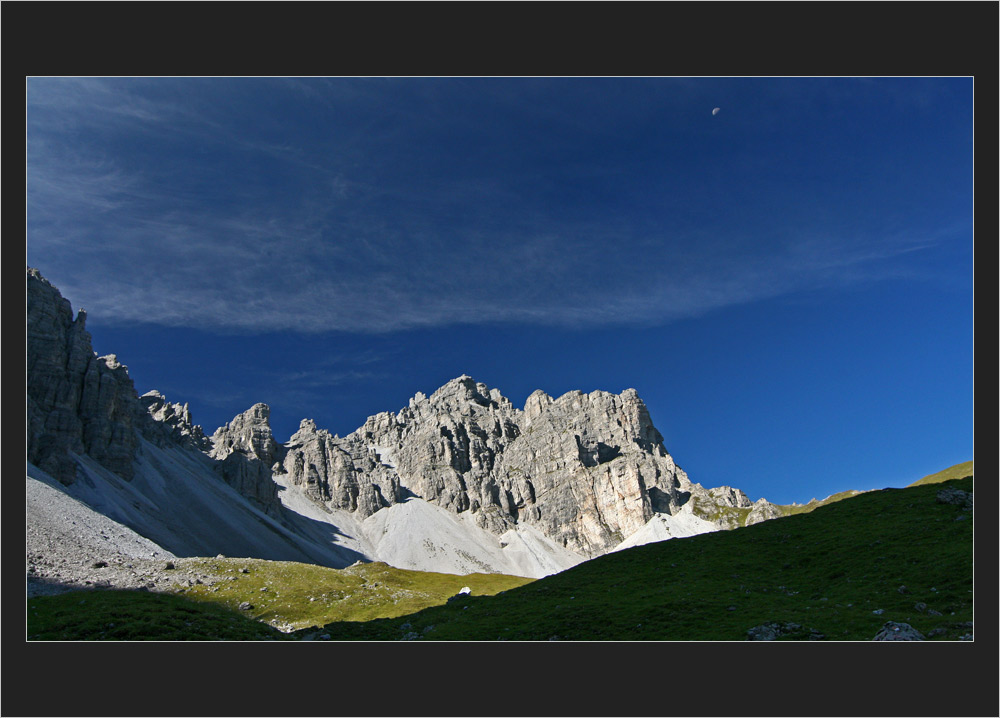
top-left (209, 403), bottom-right (282, 516)
top-left (275, 374), bottom-right (774, 558)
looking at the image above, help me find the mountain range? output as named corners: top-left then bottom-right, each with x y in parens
top-left (27, 266), bottom-right (785, 586)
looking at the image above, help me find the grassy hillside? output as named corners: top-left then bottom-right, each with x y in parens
top-left (172, 558), bottom-right (532, 631)
top-left (908, 460), bottom-right (973, 487)
top-left (770, 460), bottom-right (972, 517)
top-left (309, 477), bottom-right (973, 641)
top-left (27, 475), bottom-right (973, 641)
top-left (775, 488), bottom-right (866, 517)
top-left (26, 559), bottom-right (533, 640)
top-left (26, 589), bottom-right (290, 640)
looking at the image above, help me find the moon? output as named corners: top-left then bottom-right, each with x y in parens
top-left (712, 107), bottom-right (721, 116)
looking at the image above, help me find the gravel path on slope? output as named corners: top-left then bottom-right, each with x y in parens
top-left (26, 475), bottom-right (224, 598)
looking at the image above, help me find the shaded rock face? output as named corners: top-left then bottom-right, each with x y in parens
top-left (26, 269), bottom-right (141, 483)
top-left (276, 375), bottom-right (779, 558)
top-left (209, 404), bottom-right (282, 515)
top-left (140, 391), bottom-right (211, 450)
top-left (27, 267), bottom-right (256, 493)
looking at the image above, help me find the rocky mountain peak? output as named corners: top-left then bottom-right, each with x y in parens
top-left (210, 403), bottom-right (279, 466)
top-left (298, 417), bottom-right (318, 433)
top-left (272, 374), bottom-right (772, 557)
top-left (139, 390), bottom-right (210, 450)
top-left (26, 267), bottom-right (141, 483)
top-left (424, 374), bottom-right (505, 412)
top-left (208, 403), bottom-right (282, 516)
top-left (407, 391), bottom-right (427, 408)
top-left (291, 417), bottom-right (334, 440)
top-left (524, 388), bottom-right (553, 410)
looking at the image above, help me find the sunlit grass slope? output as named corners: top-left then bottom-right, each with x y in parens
top-left (174, 559), bottom-right (532, 630)
top-left (771, 460), bottom-right (972, 517)
top-left (26, 560), bottom-right (534, 639)
top-left (314, 477), bottom-right (973, 641)
top-left (774, 489), bottom-right (867, 517)
top-left (908, 461), bottom-right (973, 487)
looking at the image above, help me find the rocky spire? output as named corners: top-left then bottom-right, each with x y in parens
top-left (140, 390), bottom-right (211, 450)
top-left (210, 403), bottom-right (280, 466)
top-left (209, 404), bottom-right (282, 515)
top-left (26, 268), bottom-right (141, 483)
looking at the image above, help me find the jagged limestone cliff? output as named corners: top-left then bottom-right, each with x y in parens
top-left (27, 269), bottom-right (142, 483)
top-left (269, 375), bottom-right (774, 557)
top-left (28, 266), bottom-right (781, 565)
top-left (208, 404), bottom-right (282, 515)
top-left (27, 268), bottom-right (213, 484)
top-left (140, 390), bottom-right (211, 450)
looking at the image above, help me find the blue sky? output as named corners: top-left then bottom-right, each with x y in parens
top-left (26, 77), bottom-right (973, 504)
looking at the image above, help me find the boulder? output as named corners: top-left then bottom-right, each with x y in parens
top-left (746, 622), bottom-right (824, 641)
top-left (936, 488), bottom-right (973, 510)
top-left (873, 621), bottom-right (925, 641)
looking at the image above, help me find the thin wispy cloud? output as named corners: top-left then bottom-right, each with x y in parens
top-left (27, 77), bottom-right (969, 335)
top-left (24, 76), bottom-right (973, 510)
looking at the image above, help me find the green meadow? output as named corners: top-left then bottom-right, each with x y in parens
top-left (311, 475), bottom-right (973, 641)
top-left (27, 466), bottom-right (972, 641)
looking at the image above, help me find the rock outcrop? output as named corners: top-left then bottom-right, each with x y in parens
top-left (209, 404), bottom-right (283, 515)
top-left (27, 268), bottom-right (142, 483)
top-left (140, 390), bottom-right (211, 450)
top-left (872, 621), bottom-right (925, 641)
top-left (27, 267), bottom-right (259, 495)
top-left (275, 374), bottom-right (782, 557)
top-left (277, 419), bottom-right (401, 520)
top-left (935, 487), bottom-right (973, 511)
top-left (746, 622), bottom-right (825, 641)
top-left (746, 497), bottom-right (784, 526)
top-left (708, 486), bottom-right (753, 508)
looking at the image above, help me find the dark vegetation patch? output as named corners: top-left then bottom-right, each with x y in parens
top-left (26, 589), bottom-right (288, 641)
top-left (313, 477), bottom-right (973, 641)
